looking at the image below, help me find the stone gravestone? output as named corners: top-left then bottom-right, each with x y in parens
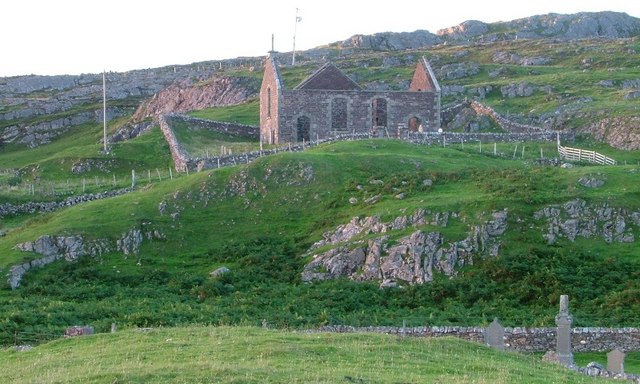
top-left (607, 348), bottom-right (625, 374)
top-left (555, 295), bottom-right (574, 366)
top-left (485, 317), bottom-right (505, 351)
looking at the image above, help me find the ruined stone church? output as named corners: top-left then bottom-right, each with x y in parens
top-left (259, 55), bottom-right (441, 144)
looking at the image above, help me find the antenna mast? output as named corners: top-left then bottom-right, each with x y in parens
top-left (292, 8), bottom-right (301, 65)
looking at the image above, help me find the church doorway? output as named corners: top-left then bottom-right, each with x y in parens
top-left (296, 115), bottom-right (311, 142)
top-left (372, 98), bottom-right (388, 128)
top-left (408, 116), bottom-right (421, 132)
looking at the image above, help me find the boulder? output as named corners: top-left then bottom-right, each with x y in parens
top-left (210, 266), bottom-right (230, 278)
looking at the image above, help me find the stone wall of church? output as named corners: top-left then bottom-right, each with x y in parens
top-left (277, 89), bottom-right (440, 142)
top-left (259, 60), bottom-right (281, 144)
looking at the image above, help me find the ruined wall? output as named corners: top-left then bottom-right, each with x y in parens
top-left (278, 89), bottom-right (440, 142)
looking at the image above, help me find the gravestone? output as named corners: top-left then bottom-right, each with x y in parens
top-left (555, 295), bottom-right (574, 366)
top-left (485, 317), bottom-right (505, 350)
top-left (607, 348), bottom-right (625, 374)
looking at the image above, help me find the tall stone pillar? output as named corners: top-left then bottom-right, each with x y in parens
top-left (555, 294), bottom-right (573, 366)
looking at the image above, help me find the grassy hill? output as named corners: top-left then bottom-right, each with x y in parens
top-left (0, 326), bottom-right (618, 383)
top-left (1, 131), bottom-right (640, 346)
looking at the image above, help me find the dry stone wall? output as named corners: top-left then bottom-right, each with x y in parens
top-left (315, 325), bottom-right (640, 352)
top-left (0, 188), bottom-right (133, 218)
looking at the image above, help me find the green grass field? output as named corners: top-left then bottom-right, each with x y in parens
top-left (0, 326), bottom-right (614, 384)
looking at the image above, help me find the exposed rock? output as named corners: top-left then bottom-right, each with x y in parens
top-left (132, 75), bottom-right (258, 122)
top-left (8, 226), bottom-right (165, 289)
top-left (395, 193), bottom-right (405, 200)
top-left (597, 80), bottom-right (615, 87)
top-left (621, 79), bottom-right (640, 89)
top-left (578, 175), bottom-right (605, 188)
top-left (210, 266), bottom-right (230, 278)
top-left (422, 179), bottom-right (433, 187)
top-left (10, 235), bottom-right (113, 289)
top-left (302, 209), bottom-right (507, 286)
top-left (437, 20), bottom-right (489, 39)
top-left (579, 116), bottom-right (640, 150)
top-left (534, 199), bottom-right (637, 244)
top-left (348, 197), bottom-right (358, 204)
top-left (625, 91), bottom-right (640, 100)
top-left (364, 195), bottom-right (381, 205)
top-left (439, 63), bottom-right (480, 80)
top-left (337, 30), bottom-right (442, 50)
top-left (493, 52), bottom-right (551, 66)
top-left (501, 83), bottom-right (535, 98)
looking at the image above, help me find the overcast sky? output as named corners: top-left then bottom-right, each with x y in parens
top-left (1, 0), bottom-right (639, 77)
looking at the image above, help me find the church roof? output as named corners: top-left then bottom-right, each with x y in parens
top-left (294, 63), bottom-right (362, 91)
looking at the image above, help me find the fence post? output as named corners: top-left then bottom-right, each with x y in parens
top-left (494, 143), bottom-right (497, 156)
top-left (156, 168), bottom-right (162, 181)
top-left (131, 170), bottom-right (136, 188)
top-left (82, 178), bottom-right (86, 193)
top-left (169, 167), bottom-right (173, 180)
top-left (148, 170), bottom-right (151, 184)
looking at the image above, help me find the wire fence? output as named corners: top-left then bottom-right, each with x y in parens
top-left (0, 167), bottom-right (185, 199)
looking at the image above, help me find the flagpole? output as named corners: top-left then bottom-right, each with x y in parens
top-left (103, 71), bottom-right (107, 153)
top-left (292, 8), bottom-right (300, 66)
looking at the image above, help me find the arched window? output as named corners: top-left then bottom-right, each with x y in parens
top-left (331, 97), bottom-right (348, 130)
top-left (297, 116), bottom-right (311, 142)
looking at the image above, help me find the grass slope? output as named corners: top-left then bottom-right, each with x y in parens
top-left (0, 326), bottom-right (611, 384)
top-left (1, 139), bottom-right (640, 346)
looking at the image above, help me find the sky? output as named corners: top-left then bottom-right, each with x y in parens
top-left (1, 0), bottom-right (639, 77)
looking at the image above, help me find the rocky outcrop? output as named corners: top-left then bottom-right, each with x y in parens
top-left (436, 20), bottom-right (489, 40)
top-left (439, 63), bottom-right (480, 80)
top-left (438, 12), bottom-right (640, 43)
top-left (580, 116), bottom-right (640, 150)
top-left (534, 199), bottom-right (638, 244)
top-left (334, 12), bottom-right (640, 52)
top-left (337, 30), bottom-right (442, 51)
top-left (132, 75), bottom-right (258, 122)
top-left (302, 209), bottom-right (508, 287)
top-left (7, 226), bottom-right (165, 289)
top-left (9, 235), bottom-right (112, 289)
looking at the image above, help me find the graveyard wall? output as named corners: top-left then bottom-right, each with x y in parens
top-left (315, 325), bottom-right (640, 352)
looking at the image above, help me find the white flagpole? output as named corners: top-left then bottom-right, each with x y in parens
top-left (292, 8), bottom-right (301, 66)
top-left (103, 71), bottom-right (107, 152)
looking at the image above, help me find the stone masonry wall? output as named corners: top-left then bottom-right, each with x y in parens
top-left (278, 89), bottom-right (440, 143)
top-left (441, 100), bottom-right (545, 133)
top-left (316, 325), bottom-right (640, 353)
top-left (168, 115), bottom-right (258, 139)
top-left (405, 130), bottom-right (574, 145)
top-left (158, 115), bottom-right (190, 172)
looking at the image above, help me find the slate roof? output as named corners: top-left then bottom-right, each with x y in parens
top-left (294, 63), bottom-right (362, 91)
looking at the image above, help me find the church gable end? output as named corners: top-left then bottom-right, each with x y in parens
top-left (295, 63), bottom-right (362, 91)
top-left (409, 57), bottom-right (440, 92)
